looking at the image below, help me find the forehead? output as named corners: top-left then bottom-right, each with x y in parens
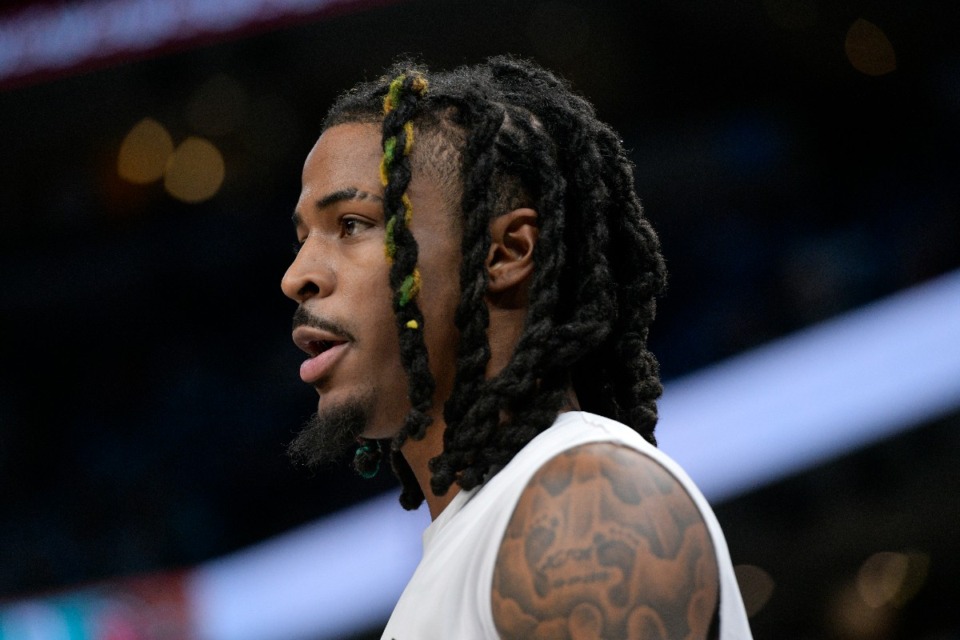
top-left (301, 122), bottom-right (383, 193)
top-left (301, 121), bottom-right (458, 225)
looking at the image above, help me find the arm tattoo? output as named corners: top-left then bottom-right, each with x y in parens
top-left (492, 443), bottom-right (719, 639)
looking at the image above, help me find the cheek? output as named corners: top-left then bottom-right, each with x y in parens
top-left (356, 286), bottom-right (410, 435)
top-left (353, 271), bottom-right (400, 354)
top-left (420, 261), bottom-right (463, 392)
top-left (340, 254), bottom-right (404, 374)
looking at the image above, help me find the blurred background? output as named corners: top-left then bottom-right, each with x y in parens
top-left (1, 0), bottom-right (959, 638)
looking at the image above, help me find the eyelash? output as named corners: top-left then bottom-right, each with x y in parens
top-left (340, 216), bottom-right (371, 237)
top-left (291, 217), bottom-right (371, 254)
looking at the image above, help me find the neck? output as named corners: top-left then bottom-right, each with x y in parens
top-left (399, 386), bottom-right (581, 521)
top-left (400, 417), bottom-right (460, 520)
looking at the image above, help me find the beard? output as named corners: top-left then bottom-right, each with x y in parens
top-left (287, 393), bottom-right (374, 470)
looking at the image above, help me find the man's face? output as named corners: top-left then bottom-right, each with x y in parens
top-left (281, 122), bottom-right (462, 458)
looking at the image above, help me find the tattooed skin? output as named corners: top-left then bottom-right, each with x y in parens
top-left (492, 443), bottom-right (719, 640)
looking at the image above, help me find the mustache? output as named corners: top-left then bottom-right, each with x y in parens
top-left (291, 307), bottom-right (358, 342)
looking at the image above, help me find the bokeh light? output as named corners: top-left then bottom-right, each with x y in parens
top-left (845, 18), bottom-right (897, 76)
top-left (857, 551), bottom-right (910, 608)
top-left (117, 118), bottom-right (174, 185)
top-left (5, 2), bottom-right (960, 638)
top-left (829, 581), bottom-right (897, 640)
top-left (163, 136), bottom-right (225, 203)
top-left (826, 550), bottom-right (932, 639)
top-left (857, 550), bottom-right (930, 609)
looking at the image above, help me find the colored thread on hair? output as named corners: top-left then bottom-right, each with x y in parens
top-left (383, 73), bottom-right (427, 115)
top-left (403, 121), bottom-right (414, 154)
top-left (383, 75), bottom-right (406, 114)
top-left (323, 58), bottom-right (667, 511)
top-left (385, 216), bottom-right (397, 261)
top-left (405, 319), bottom-right (419, 330)
top-left (380, 136), bottom-right (396, 186)
top-left (410, 75), bottom-right (427, 94)
top-left (381, 71), bottom-right (428, 309)
top-left (398, 269), bottom-right (421, 307)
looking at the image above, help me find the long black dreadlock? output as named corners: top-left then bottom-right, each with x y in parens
top-left (324, 56), bottom-right (668, 510)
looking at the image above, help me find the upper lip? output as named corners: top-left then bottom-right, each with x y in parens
top-left (292, 326), bottom-right (349, 357)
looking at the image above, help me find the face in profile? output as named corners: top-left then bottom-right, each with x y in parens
top-left (281, 122), bottom-right (462, 466)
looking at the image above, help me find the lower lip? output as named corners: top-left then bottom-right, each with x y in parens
top-left (299, 343), bottom-right (348, 383)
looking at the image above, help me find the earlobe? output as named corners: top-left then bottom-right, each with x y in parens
top-left (486, 207), bottom-right (538, 295)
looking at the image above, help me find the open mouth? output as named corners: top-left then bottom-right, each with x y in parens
top-left (307, 339), bottom-right (346, 356)
top-left (291, 322), bottom-right (353, 385)
top-left (294, 331), bottom-right (350, 384)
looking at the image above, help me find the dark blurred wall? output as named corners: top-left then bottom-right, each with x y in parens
top-left (1, 1), bottom-right (958, 638)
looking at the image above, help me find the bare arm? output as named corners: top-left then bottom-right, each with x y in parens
top-left (492, 442), bottom-right (719, 640)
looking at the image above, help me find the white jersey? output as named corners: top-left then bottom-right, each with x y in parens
top-left (382, 411), bottom-right (753, 639)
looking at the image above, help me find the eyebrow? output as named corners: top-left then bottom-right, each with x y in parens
top-left (291, 188), bottom-right (384, 226)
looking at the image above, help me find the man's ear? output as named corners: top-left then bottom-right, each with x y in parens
top-left (486, 208), bottom-right (538, 296)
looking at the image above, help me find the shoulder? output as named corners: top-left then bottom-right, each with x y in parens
top-left (492, 441), bottom-right (719, 640)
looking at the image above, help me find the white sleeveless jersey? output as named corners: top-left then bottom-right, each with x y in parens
top-left (382, 411), bottom-right (753, 639)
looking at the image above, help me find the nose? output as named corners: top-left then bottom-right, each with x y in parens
top-left (281, 240), bottom-right (335, 303)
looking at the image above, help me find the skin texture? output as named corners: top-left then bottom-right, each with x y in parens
top-left (283, 123), bottom-right (722, 633)
top-left (493, 443), bottom-right (719, 640)
top-left (282, 123), bottom-right (462, 515)
top-left (282, 122), bottom-right (536, 518)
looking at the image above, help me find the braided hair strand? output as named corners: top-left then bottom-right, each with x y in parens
top-left (322, 56), bottom-right (667, 509)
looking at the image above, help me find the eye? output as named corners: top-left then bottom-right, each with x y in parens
top-left (340, 216), bottom-right (372, 238)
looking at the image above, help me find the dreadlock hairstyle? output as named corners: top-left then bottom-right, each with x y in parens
top-left (324, 56), bottom-right (668, 510)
